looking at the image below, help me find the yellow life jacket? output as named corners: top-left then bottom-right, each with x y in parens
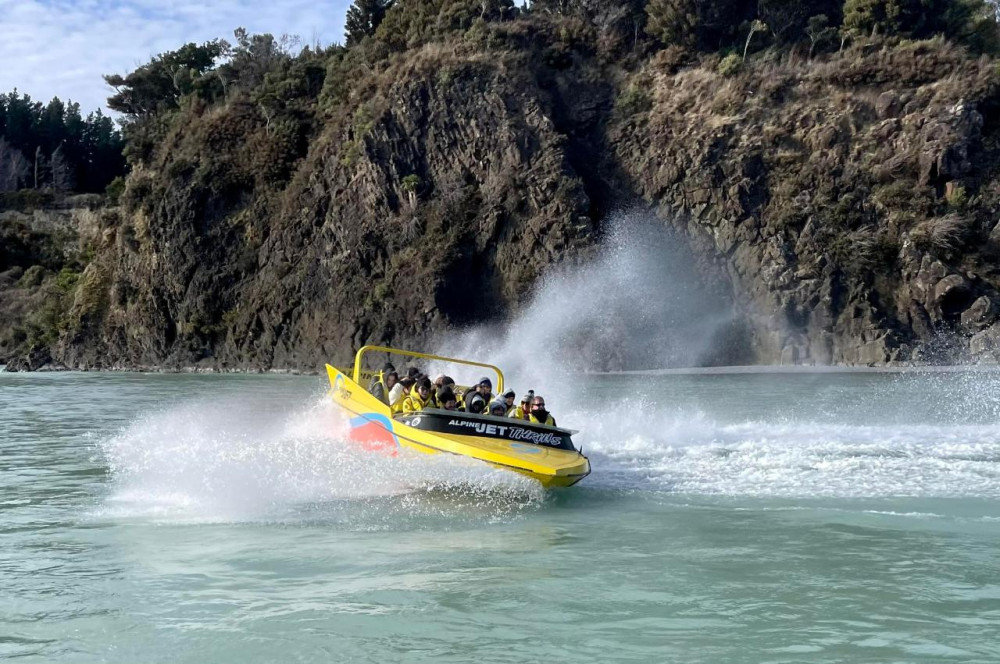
top-left (510, 406), bottom-right (529, 420)
top-left (529, 413), bottom-right (556, 427)
top-left (391, 387), bottom-right (412, 415)
top-left (402, 391), bottom-right (429, 414)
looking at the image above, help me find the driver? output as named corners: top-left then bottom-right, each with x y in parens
top-left (528, 395), bottom-right (556, 426)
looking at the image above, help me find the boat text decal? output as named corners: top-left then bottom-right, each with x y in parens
top-left (446, 419), bottom-right (564, 447)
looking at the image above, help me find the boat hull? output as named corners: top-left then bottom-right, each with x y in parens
top-left (326, 365), bottom-right (590, 488)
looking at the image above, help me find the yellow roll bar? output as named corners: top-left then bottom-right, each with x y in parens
top-left (353, 345), bottom-right (504, 393)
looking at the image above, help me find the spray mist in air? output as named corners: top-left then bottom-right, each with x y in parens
top-left (439, 210), bottom-right (741, 391)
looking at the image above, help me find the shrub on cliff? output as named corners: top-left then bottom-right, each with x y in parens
top-left (717, 52), bottom-right (743, 76)
top-left (375, 0), bottom-right (518, 51)
top-left (843, 0), bottom-right (1000, 53)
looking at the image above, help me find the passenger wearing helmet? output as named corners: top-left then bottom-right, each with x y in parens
top-left (487, 399), bottom-right (508, 417)
top-left (402, 377), bottom-right (433, 414)
top-left (463, 377), bottom-right (493, 415)
top-left (528, 395), bottom-right (556, 426)
top-left (501, 389), bottom-right (516, 416)
top-left (509, 390), bottom-right (534, 420)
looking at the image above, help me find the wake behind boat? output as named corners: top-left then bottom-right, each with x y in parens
top-left (325, 346), bottom-right (591, 488)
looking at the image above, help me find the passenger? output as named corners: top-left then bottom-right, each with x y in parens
top-left (441, 376), bottom-right (463, 409)
top-left (368, 362), bottom-right (396, 405)
top-left (389, 372), bottom-right (405, 406)
top-left (391, 376), bottom-right (416, 415)
top-left (488, 399), bottom-right (508, 417)
top-left (528, 395), bottom-right (556, 426)
top-left (509, 389), bottom-right (534, 420)
top-left (436, 386), bottom-right (459, 411)
top-left (402, 377), bottom-right (433, 414)
top-left (463, 377), bottom-right (493, 415)
top-left (501, 389), bottom-right (516, 416)
top-left (433, 374), bottom-right (446, 390)
top-left (384, 372), bottom-right (401, 407)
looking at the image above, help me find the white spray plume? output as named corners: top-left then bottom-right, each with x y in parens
top-left (98, 396), bottom-right (544, 525)
top-left (430, 210), bottom-right (741, 403)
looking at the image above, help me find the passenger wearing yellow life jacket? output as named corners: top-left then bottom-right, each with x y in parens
top-left (501, 389), bottom-right (516, 416)
top-left (428, 375), bottom-right (457, 409)
top-left (391, 376), bottom-right (416, 415)
top-left (368, 362), bottom-right (396, 405)
top-left (391, 368), bottom-right (421, 406)
top-left (527, 395), bottom-right (556, 427)
top-left (402, 377), bottom-right (433, 414)
top-left (509, 390), bottom-right (534, 421)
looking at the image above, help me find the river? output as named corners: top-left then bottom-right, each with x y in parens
top-left (2, 369), bottom-right (999, 662)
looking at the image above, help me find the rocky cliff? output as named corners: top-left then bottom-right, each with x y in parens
top-left (6, 10), bottom-right (1000, 371)
top-left (614, 40), bottom-right (1000, 365)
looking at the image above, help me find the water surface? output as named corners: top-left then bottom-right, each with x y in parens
top-left (2, 370), bottom-right (999, 662)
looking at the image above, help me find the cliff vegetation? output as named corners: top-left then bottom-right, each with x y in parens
top-left (5, 0), bottom-right (1000, 370)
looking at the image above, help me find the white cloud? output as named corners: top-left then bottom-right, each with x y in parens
top-left (0, 0), bottom-right (352, 113)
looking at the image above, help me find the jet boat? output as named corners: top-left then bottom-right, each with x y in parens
top-left (325, 346), bottom-right (591, 488)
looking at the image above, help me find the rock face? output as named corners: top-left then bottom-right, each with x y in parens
top-left (611, 40), bottom-right (1000, 365)
top-left (55, 53), bottom-right (609, 371)
top-left (8, 34), bottom-right (1000, 371)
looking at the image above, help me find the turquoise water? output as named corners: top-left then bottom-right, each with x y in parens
top-left (2, 370), bottom-right (1000, 663)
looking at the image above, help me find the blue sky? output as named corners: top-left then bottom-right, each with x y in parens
top-left (0, 0), bottom-right (353, 114)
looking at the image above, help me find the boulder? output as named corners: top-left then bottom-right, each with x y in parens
top-left (970, 323), bottom-right (1000, 362)
top-left (960, 296), bottom-right (997, 332)
top-left (875, 92), bottom-right (901, 119)
top-left (4, 346), bottom-right (53, 372)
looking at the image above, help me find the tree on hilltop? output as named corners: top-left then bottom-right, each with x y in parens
top-left (104, 40), bottom-right (227, 117)
top-left (345, 0), bottom-right (395, 46)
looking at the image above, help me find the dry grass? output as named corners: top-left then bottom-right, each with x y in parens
top-left (910, 213), bottom-right (971, 253)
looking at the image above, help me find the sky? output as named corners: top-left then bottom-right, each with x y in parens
top-left (0, 0), bottom-right (353, 114)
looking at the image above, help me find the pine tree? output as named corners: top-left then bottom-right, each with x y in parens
top-left (345, 0), bottom-right (394, 46)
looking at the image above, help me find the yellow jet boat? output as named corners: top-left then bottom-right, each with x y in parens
top-left (325, 346), bottom-right (591, 488)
